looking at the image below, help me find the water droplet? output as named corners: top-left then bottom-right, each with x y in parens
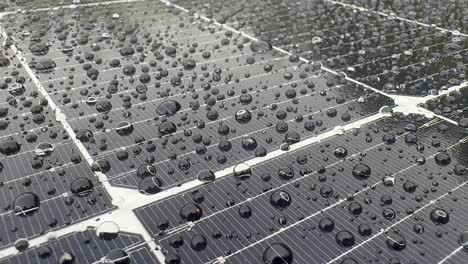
top-left (382, 176), bottom-right (395, 186)
top-left (238, 205), bottom-right (252, 218)
top-left (116, 121), bottom-right (134, 136)
top-left (333, 147), bottom-right (348, 158)
top-left (278, 166), bottom-right (294, 180)
top-left (318, 218), bottom-right (335, 232)
top-left (341, 258), bottom-right (358, 264)
top-left (34, 59), bottom-right (56, 72)
top-left (250, 40), bottom-right (272, 53)
top-left (158, 121), bottom-right (177, 135)
top-left (156, 100), bottom-right (182, 116)
top-left (458, 118), bottom-right (468, 131)
top-left (335, 230), bottom-right (355, 247)
top-left (58, 252), bottom-right (75, 264)
top-left (190, 234), bottom-right (207, 251)
top-left (233, 163), bottom-right (252, 180)
top-left (285, 132), bottom-right (300, 144)
top-left (14, 192), bottom-right (40, 216)
top-left (430, 208), bottom-right (450, 225)
top-left (136, 165), bottom-right (157, 179)
top-left (103, 249), bottom-right (130, 264)
top-left (270, 190), bottom-right (291, 208)
top-left (242, 137), bottom-right (257, 151)
top-left (34, 142), bottom-right (54, 156)
top-left (435, 152), bottom-right (451, 166)
top-left (96, 221), bottom-right (120, 240)
top-left (459, 231), bottom-right (468, 250)
top-left (262, 243), bottom-right (293, 264)
top-left (198, 170), bottom-right (215, 183)
top-left (352, 164), bottom-right (371, 180)
top-left (386, 233), bottom-right (406, 251)
top-left (234, 109), bottom-right (252, 124)
top-left (180, 203), bottom-right (203, 221)
top-left (0, 139), bottom-right (21, 156)
top-left (348, 202), bottom-right (362, 215)
top-left (70, 178), bottom-right (93, 197)
top-left (138, 177), bottom-right (163, 195)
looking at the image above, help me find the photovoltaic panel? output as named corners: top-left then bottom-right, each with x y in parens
top-left (0, 227), bottom-right (158, 263)
top-left (134, 114), bottom-right (468, 263)
top-left (0, 50), bottom-right (114, 249)
top-left (0, 0), bottom-right (467, 264)
top-left (0, 0), bottom-right (394, 191)
top-left (172, 0), bottom-right (468, 96)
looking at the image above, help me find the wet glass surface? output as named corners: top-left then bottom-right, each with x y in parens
top-left (0, 0), bottom-right (467, 264)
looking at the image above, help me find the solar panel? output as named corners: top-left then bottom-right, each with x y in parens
top-left (0, 0), bottom-right (467, 264)
top-left (1, 226), bottom-right (158, 263)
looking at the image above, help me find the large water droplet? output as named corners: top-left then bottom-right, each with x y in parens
top-left (352, 164), bottom-right (371, 180)
top-left (459, 231), bottom-right (468, 250)
top-left (262, 243), bottom-right (293, 264)
top-left (318, 218), bottom-right (335, 232)
top-left (96, 221), bottom-right (120, 240)
top-left (180, 203), bottom-right (203, 222)
top-left (270, 190), bottom-right (291, 208)
top-left (335, 230), bottom-right (355, 247)
top-left (136, 165), bottom-right (157, 179)
top-left (233, 163), bottom-right (252, 180)
top-left (0, 139), bottom-right (21, 156)
top-left (156, 100), bottom-right (182, 116)
top-left (234, 109), bottom-right (252, 124)
top-left (158, 121), bottom-right (177, 135)
top-left (138, 177), bottom-right (163, 195)
top-left (250, 40), bottom-right (272, 53)
top-left (430, 208), bottom-right (450, 225)
top-left (198, 170), bottom-right (215, 183)
top-left (103, 249), bottom-right (130, 264)
top-left (70, 178), bottom-right (94, 197)
top-left (190, 234), bottom-right (207, 251)
top-left (386, 233), bottom-right (406, 251)
top-left (14, 192), bottom-right (40, 216)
